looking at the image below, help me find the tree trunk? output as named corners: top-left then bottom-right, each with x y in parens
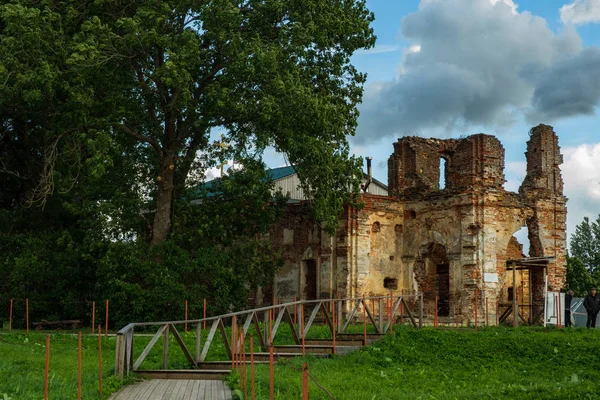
top-left (151, 154), bottom-right (176, 245)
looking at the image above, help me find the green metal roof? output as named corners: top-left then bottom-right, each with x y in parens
top-left (266, 165), bottom-right (296, 181)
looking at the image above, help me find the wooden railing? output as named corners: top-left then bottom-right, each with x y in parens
top-left (115, 294), bottom-right (424, 378)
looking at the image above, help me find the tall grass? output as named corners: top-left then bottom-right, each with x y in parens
top-left (242, 326), bottom-right (600, 399)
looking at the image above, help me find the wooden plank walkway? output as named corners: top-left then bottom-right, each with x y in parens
top-left (108, 379), bottom-right (233, 400)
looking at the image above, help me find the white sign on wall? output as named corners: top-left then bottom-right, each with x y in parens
top-left (483, 272), bottom-right (498, 283)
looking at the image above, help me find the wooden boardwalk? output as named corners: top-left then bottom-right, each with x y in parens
top-left (109, 379), bottom-right (233, 400)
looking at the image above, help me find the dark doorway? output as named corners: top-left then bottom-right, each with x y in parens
top-left (437, 263), bottom-right (450, 316)
top-left (304, 260), bottom-right (317, 300)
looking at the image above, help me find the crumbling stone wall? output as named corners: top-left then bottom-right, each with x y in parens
top-left (268, 125), bottom-right (567, 325)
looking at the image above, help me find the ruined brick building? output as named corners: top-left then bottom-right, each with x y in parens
top-left (265, 124), bottom-right (567, 324)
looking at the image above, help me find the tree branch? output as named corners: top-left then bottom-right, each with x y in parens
top-left (120, 125), bottom-right (164, 158)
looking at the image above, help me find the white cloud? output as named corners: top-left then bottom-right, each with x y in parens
top-left (560, 0), bottom-right (600, 25)
top-left (421, 0), bottom-right (519, 14)
top-left (561, 143), bottom-right (600, 244)
top-left (355, 44), bottom-right (401, 55)
top-left (490, 0), bottom-right (519, 14)
top-left (204, 160), bottom-right (237, 181)
top-left (504, 161), bottom-right (526, 192)
top-left (354, 0), bottom-right (600, 144)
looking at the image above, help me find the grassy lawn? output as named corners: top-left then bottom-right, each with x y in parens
top-left (236, 326), bottom-right (600, 400)
top-left (6, 323), bottom-right (597, 400)
top-left (0, 321), bottom-right (333, 399)
top-left (0, 331), bottom-right (125, 400)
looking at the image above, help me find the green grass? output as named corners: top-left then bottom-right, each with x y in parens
top-left (0, 331), bottom-right (127, 400)
top-left (236, 326), bottom-right (600, 400)
top-left (0, 321), bottom-right (336, 399)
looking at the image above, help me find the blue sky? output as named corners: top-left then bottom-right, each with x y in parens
top-left (344, 0), bottom-right (600, 246)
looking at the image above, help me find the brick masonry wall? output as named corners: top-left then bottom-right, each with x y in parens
top-left (268, 125), bottom-right (567, 324)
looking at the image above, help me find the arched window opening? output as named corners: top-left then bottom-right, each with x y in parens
top-left (439, 157), bottom-right (446, 190)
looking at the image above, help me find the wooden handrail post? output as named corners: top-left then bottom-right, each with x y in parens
top-left (231, 316), bottom-right (237, 369)
top-left (301, 305), bottom-right (305, 355)
top-left (115, 332), bottom-right (125, 378)
top-left (184, 300), bottom-right (188, 333)
top-left (203, 298), bottom-right (207, 330)
top-left (378, 298), bottom-right (383, 332)
top-left (400, 289), bottom-right (404, 324)
top-left (105, 300), bottom-right (109, 337)
top-left (195, 323), bottom-right (202, 363)
top-left (162, 325), bottom-right (169, 370)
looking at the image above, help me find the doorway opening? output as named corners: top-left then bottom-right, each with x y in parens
top-left (304, 260), bottom-right (317, 300)
top-left (437, 263), bottom-right (450, 316)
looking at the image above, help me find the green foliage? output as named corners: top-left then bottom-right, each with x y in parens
top-left (0, 0), bottom-right (375, 328)
top-left (566, 256), bottom-right (596, 297)
top-left (249, 327), bottom-right (600, 399)
top-left (1, 0), bottom-right (376, 241)
top-left (570, 215), bottom-right (600, 274)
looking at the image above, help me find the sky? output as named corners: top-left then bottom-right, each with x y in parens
top-left (347, 0), bottom-right (600, 248)
top-left (213, 0), bottom-right (600, 250)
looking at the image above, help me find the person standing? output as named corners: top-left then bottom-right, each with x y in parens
top-left (564, 290), bottom-right (573, 327)
top-left (583, 287), bottom-right (600, 328)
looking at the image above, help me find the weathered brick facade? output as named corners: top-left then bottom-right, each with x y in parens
top-left (266, 124), bottom-right (567, 325)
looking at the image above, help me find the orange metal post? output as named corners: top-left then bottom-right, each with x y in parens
top-left (363, 294), bottom-right (367, 346)
top-left (242, 332), bottom-right (247, 400)
top-left (78, 332), bottom-right (82, 400)
top-left (389, 291), bottom-right (393, 335)
top-left (269, 344), bottom-right (274, 400)
top-left (485, 298), bottom-right (489, 326)
top-left (391, 290), bottom-right (394, 334)
top-left (435, 296), bottom-right (439, 328)
top-left (44, 335), bottom-right (50, 400)
top-left (250, 335), bottom-right (256, 400)
top-left (26, 298), bottom-right (29, 335)
top-left (332, 300), bottom-right (336, 355)
top-left (105, 300), bottom-right (109, 337)
top-left (474, 289), bottom-right (479, 331)
top-left (302, 362), bottom-right (309, 400)
top-left (9, 299), bottom-right (12, 333)
top-left (269, 309), bottom-right (273, 345)
top-left (184, 300), bottom-right (188, 333)
top-left (203, 298), bottom-right (207, 329)
top-left (98, 325), bottom-right (103, 398)
top-left (91, 301), bottom-right (95, 334)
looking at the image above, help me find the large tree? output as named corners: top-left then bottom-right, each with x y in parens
top-left (570, 215), bottom-right (600, 275)
top-left (2, 0), bottom-right (375, 244)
